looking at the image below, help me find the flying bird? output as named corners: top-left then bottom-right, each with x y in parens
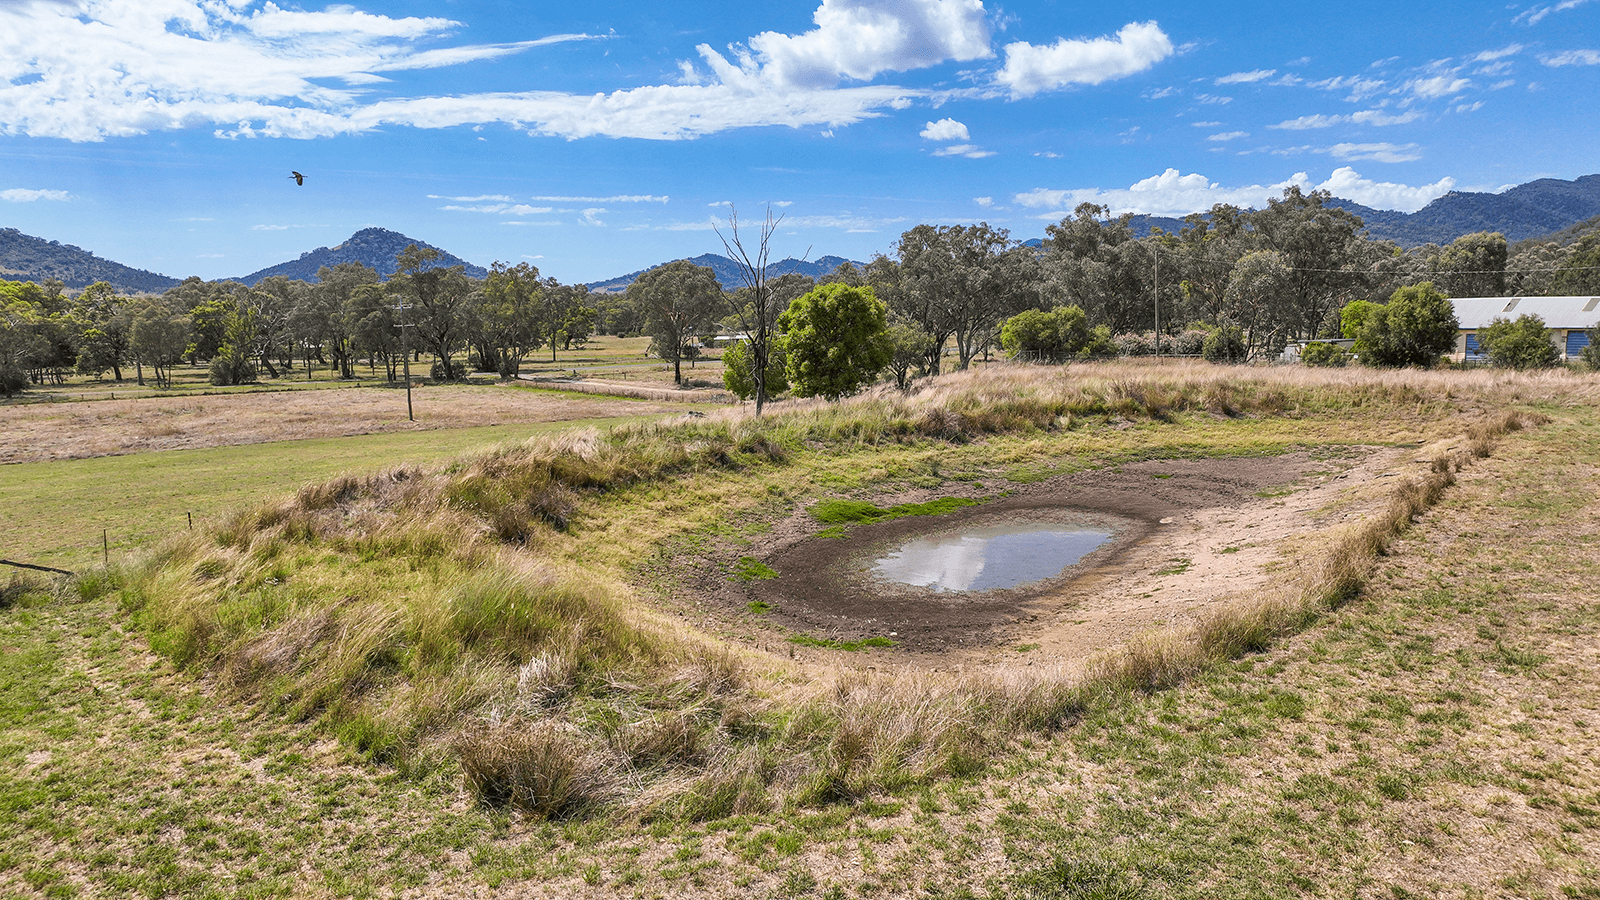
top-left (289, 171), bottom-right (305, 186)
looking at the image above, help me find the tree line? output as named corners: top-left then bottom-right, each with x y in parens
top-left (4, 190), bottom-right (1599, 398)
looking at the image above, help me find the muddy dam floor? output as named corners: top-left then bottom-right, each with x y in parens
top-left (681, 442), bottom-right (1436, 671)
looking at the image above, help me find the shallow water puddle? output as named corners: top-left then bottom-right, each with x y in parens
top-left (870, 523), bottom-right (1114, 593)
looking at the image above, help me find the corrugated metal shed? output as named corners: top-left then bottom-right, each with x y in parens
top-left (1451, 296), bottom-right (1600, 329)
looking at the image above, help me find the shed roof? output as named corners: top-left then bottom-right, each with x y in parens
top-left (1451, 296), bottom-right (1600, 330)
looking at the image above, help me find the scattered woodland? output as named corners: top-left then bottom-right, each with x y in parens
top-left (5, 188), bottom-right (1600, 401)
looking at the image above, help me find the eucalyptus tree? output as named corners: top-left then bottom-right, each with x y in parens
top-left (473, 261), bottom-right (544, 377)
top-left (349, 283), bottom-right (400, 380)
top-left (1223, 250), bottom-right (1295, 358)
top-left (543, 279), bottom-right (597, 357)
top-left (127, 297), bottom-right (191, 388)
top-left (895, 222), bottom-right (1034, 371)
top-left (1169, 204), bottom-right (1252, 326)
top-left (70, 281), bottom-right (130, 380)
top-left (311, 262), bottom-right (380, 378)
top-left (777, 283), bottom-right (893, 399)
top-left (1040, 204), bottom-right (1148, 334)
top-left (1247, 186), bottom-right (1370, 339)
top-left (1430, 231), bottom-right (1508, 297)
top-left (627, 258), bottom-right (723, 386)
top-left (394, 245), bottom-right (474, 381)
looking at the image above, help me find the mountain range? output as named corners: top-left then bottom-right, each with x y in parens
top-left (583, 253), bottom-right (862, 294)
top-left (4, 174), bottom-right (1598, 294)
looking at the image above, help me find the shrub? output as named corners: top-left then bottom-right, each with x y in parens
top-left (1300, 341), bottom-right (1349, 367)
top-left (1355, 283), bottom-right (1458, 368)
top-left (1202, 326), bottom-right (1246, 363)
top-left (1478, 314), bottom-right (1562, 369)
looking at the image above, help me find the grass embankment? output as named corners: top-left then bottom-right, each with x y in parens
top-left (110, 365), bottom-right (1516, 812)
top-left (6, 361), bottom-right (1593, 897)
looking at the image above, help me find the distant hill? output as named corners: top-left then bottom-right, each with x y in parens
top-left (0, 228), bottom-right (181, 293)
top-left (1327, 174), bottom-right (1600, 247)
top-left (237, 227), bottom-right (488, 284)
top-left (586, 254), bottom-right (862, 294)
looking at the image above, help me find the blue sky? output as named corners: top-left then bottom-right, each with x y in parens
top-left (1, 0), bottom-right (1597, 285)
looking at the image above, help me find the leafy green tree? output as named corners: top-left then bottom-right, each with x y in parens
top-left (1431, 231), bottom-right (1507, 297)
top-left (1478, 314), bottom-right (1562, 369)
top-left (0, 294), bottom-right (49, 395)
top-left (545, 280), bottom-right (596, 357)
top-left (1580, 322), bottom-right (1600, 371)
top-left (884, 322), bottom-right (935, 389)
top-left (349, 284), bottom-right (400, 381)
top-left (473, 262), bottom-right (544, 377)
top-left (897, 223), bottom-right (1035, 372)
top-left (777, 283), bottom-right (892, 399)
top-left (1248, 186), bottom-right (1372, 339)
top-left (628, 259), bottom-right (722, 386)
top-left (1355, 283), bottom-right (1459, 368)
top-left (208, 303), bottom-right (259, 385)
top-left (1552, 236), bottom-right (1600, 296)
top-left (127, 297), bottom-right (190, 388)
top-left (1224, 250), bottom-right (1293, 358)
top-left (310, 262), bottom-right (379, 378)
top-left (395, 245), bottom-right (474, 381)
top-left (721, 338), bottom-right (787, 401)
top-left (71, 281), bottom-right (131, 380)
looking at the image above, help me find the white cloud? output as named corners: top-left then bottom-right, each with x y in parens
top-left (932, 143), bottom-right (995, 158)
top-left (1474, 44), bottom-right (1524, 62)
top-left (1327, 142), bottom-right (1422, 163)
top-left (1206, 131), bottom-right (1248, 141)
top-left (1145, 86), bottom-right (1178, 99)
top-left (580, 208), bottom-right (606, 226)
top-left (428, 194), bottom-right (515, 202)
top-left (1540, 49), bottom-right (1600, 66)
top-left (1190, 120), bottom-right (1222, 127)
top-left (0, 0), bottom-right (969, 142)
top-left (440, 203), bottom-right (555, 215)
top-left (1215, 69), bottom-right (1275, 84)
top-left (1194, 93), bottom-right (1232, 104)
top-left (995, 21), bottom-right (1174, 97)
top-left (1012, 166), bottom-right (1454, 217)
top-left (742, 0), bottom-right (992, 89)
top-left (974, 196), bottom-right (992, 207)
top-left (1033, 150), bottom-right (1062, 158)
top-left (1491, 78), bottom-right (1517, 89)
top-left (1, 188), bottom-right (70, 202)
top-left (920, 117), bottom-right (969, 141)
top-left (1406, 75), bottom-right (1471, 98)
top-left (1516, 0), bottom-right (1596, 25)
top-left (1270, 109), bottom-right (1422, 129)
top-left (1307, 75), bottom-right (1386, 101)
top-left (529, 194), bottom-right (669, 203)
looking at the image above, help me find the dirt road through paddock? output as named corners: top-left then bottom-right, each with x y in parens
top-left (713, 443), bottom-right (1432, 667)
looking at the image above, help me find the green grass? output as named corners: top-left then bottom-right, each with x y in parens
top-left (786, 634), bottom-right (896, 651)
top-left (809, 496), bottom-right (981, 526)
top-left (732, 557), bottom-right (778, 582)
top-left (0, 416), bottom-right (647, 570)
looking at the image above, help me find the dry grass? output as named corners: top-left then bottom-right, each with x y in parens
top-left (105, 361), bottom-right (1576, 822)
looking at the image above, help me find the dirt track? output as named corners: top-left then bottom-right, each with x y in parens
top-left (708, 444), bottom-right (1423, 668)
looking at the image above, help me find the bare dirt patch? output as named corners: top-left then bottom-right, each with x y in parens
top-left (0, 384), bottom-right (679, 464)
top-left (709, 444), bottom-right (1429, 666)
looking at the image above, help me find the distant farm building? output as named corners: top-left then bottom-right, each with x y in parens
top-left (1450, 296), bottom-right (1600, 363)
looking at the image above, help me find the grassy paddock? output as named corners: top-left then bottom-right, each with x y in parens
top-left (104, 363), bottom-right (1566, 813)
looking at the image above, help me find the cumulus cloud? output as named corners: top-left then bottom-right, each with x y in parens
top-left (995, 21), bottom-right (1174, 97)
top-left (920, 117), bottom-right (970, 141)
top-left (742, 0), bottom-right (992, 89)
top-left (1012, 166), bottom-right (1455, 217)
top-left (1, 188), bottom-right (71, 202)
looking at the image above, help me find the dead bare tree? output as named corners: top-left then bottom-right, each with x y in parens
top-left (714, 206), bottom-right (799, 416)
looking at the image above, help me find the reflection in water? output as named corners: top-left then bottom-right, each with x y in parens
top-left (871, 523), bottom-right (1113, 593)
